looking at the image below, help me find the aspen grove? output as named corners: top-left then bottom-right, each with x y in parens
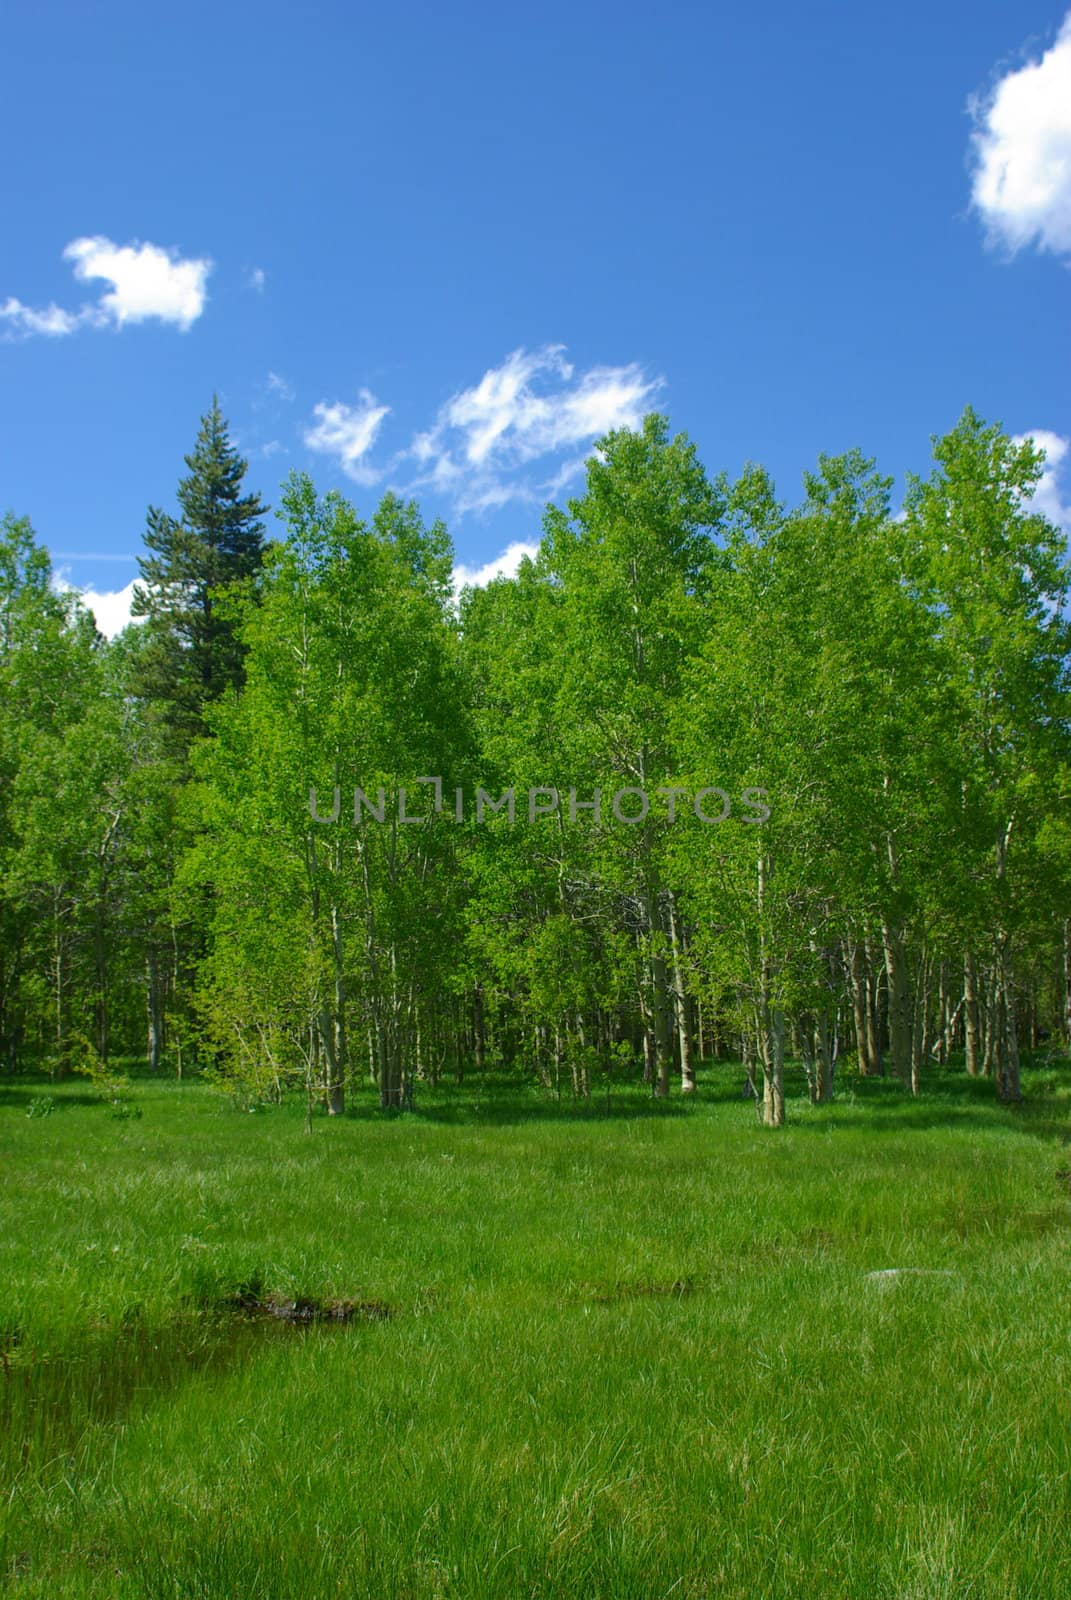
top-left (2, 403), bottom-right (1068, 1126)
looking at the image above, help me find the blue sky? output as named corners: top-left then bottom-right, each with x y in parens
top-left (2, 0), bottom-right (1070, 633)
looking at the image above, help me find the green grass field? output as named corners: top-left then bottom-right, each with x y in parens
top-left (2, 1061), bottom-right (1071, 1599)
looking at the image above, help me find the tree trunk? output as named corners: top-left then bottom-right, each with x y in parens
top-left (882, 921), bottom-right (913, 1088)
top-left (757, 855), bottom-right (785, 1126)
top-left (994, 939), bottom-right (1021, 1104)
top-left (850, 940), bottom-right (870, 1075)
top-left (326, 901), bottom-right (346, 1114)
top-left (814, 1014), bottom-right (834, 1104)
top-left (964, 953), bottom-right (981, 1077)
top-left (935, 960), bottom-right (948, 1066)
top-left (378, 1029), bottom-right (403, 1107)
top-left (473, 984), bottom-right (486, 1071)
top-left (645, 896), bottom-right (674, 1099)
top-left (761, 1004), bottom-right (785, 1127)
top-left (668, 893), bottom-right (695, 1094)
top-left (147, 956), bottom-right (163, 1074)
top-left (52, 897), bottom-right (70, 1080)
top-left (864, 937), bottom-right (884, 1077)
top-left (982, 971), bottom-right (996, 1079)
top-left (910, 948), bottom-right (930, 1096)
top-left (1064, 920), bottom-right (1071, 1052)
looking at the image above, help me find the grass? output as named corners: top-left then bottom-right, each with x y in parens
top-left (2, 1057), bottom-right (1071, 1598)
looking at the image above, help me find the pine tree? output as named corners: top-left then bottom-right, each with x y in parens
top-left (132, 397), bottom-right (267, 746)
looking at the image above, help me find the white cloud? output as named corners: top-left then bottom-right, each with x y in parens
top-left (64, 237), bottom-right (211, 329)
top-left (248, 266), bottom-right (266, 291)
top-left (421, 345), bottom-right (660, 469)
top-left (304, 390), bottom-right (390, 484)
top-left (266, 370), bottom-right (294, 401)
top-left (300, 347), bottom-right (660, 512)
top-left (1, 237), bottom-right (212, 339)
top-left (0, 297), bottom-right (82, 337)
top-left (52, 573), bottom-right (141, 639)
top-left (970, 14), bottom-right (1071, 258)
top-left (540, 454), bottom-right (589, 499)
top-left (1014, 428), bottom-right (1071, 530)
top-left (455, 479), bottom-right (538, 516)
top-left (453, 540), bottom-right (540, 593)
top-left (82, 580), bottom-right (142, 639)
top-left (408, 345), bottom-right (661, 515)
top-left (51, 551), bottom-right (138, 562)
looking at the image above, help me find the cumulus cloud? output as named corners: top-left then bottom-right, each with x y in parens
top-left (453, 540), bottom-right (540, 593)
top-left (52, 573), bottom-right (141, 639)
top-left (303, 390), bottom-right (391, 484)
top-left (64, 237), bottom-right (211, 329)
top-left (1, 237), bottom-right (212, 339)
top-left (970, 14), bottom-right (1071, 258)
top-left (1015, 428), bottom-right (1071, 530)
top-left (82, 580), bottom-right (142, 639)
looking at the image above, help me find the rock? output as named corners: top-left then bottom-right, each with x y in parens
top-left (865, 1268), bottom-right (955, 1286)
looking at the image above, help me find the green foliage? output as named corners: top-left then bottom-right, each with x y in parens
top-left (69, 1030), bottom-right (138, 1115)
top-left (1, 404), bottom-right (1068, 1119)
top-left (131, 396), bottom-right (267, 748)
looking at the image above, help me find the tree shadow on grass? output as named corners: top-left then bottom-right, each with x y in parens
top-left (0, 1082), bottom-right (103, 1111)
top-left (783, 1056), bottom-right (1071, 1147)
top-left (332, 1054), bottom-right (1071, 1137)
top-left (344, 1091), bottom-right (696, 1127)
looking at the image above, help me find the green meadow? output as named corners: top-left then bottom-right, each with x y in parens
top-left (2, 1062), bottom-right (1071, 1599)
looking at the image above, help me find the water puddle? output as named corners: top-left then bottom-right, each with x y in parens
top-left (0, 1289), bottom-right (394, 1477)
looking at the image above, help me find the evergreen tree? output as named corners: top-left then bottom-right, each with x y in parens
top-left (131, 397), bottom-right (267, 746)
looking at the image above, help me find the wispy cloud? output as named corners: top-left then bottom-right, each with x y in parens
top-left (539, 454), bottom-right (589, 500)
top-left (0, 298), bottom-right (82, 337)
top-left (247, 266), bottom-right (267, 292)
top-left (970, 13), bottom-right (1071, 259)
top-left (1015, 429), bottom-right (1071, 530)
top-left (409, 346), bottom-right (661, 514)
top-left (301, 345), bottom-right (660, 514)
top-left (1, 237), bottom-right (212, 339)
top-left (303, 390), bottom-right (391, 485)
top-left (51, 551), bottom-right (138, 562)
top-left (266, 370), bottom-right (294, 401)
top-left (454, 479), bottom-right (538, 516)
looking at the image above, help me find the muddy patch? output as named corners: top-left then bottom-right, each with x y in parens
top-left (221, 1289), bottom-right (393, 1324)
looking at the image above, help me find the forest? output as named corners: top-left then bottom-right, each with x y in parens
top-left (3, 398), bottom-right (1069, 1124)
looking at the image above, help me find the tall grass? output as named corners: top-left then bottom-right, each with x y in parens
top-left (2, 1059), bottom-right (1070, 1597)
